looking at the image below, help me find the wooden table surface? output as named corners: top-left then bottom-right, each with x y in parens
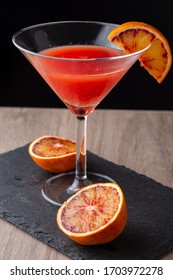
top-left (0, 107), bottom-right (173, 260)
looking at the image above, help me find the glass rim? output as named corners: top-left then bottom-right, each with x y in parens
top-left (12, 20), bottom-right (150, 61)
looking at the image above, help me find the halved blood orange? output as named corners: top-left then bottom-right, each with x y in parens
top-left (28, 135), bottom-right (76, 173)
top-left (108, 21), bottom-right (172, 83)
top-left (57, 182), bottom-right (128, 245)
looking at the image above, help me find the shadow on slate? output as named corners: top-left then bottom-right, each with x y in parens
top-left (0, 144), bottom-right (173, 260)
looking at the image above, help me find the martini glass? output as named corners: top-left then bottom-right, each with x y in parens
top-left (12, 21), bottom-right (149, 206)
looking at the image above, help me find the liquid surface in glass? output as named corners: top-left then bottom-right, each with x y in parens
top-left (35, 45), bottom-right (127, 115)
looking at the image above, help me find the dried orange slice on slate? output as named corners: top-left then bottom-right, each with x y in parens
top-left (57, 182), bottom-right (128, 245)
top-left (108, 21), bottom-right (172, 83)
top-left (28, 135), bottom-right (76, 173)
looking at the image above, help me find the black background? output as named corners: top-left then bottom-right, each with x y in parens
top-left (2, 1), bottom-right (173, 110)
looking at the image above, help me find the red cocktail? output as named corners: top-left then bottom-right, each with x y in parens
top-left (13, 21), bottom-right (148, 206)
top-left (37, 45), bottom-right (128, 115)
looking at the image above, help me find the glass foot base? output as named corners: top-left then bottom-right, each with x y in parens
top-left (42, 171), bottom-right (115, 207)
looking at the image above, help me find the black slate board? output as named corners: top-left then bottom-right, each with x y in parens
top-left (0, 144), bottom-right (173, 260)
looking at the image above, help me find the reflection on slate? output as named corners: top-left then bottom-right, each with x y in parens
top-left (0, 144), bottom-right (173, 260)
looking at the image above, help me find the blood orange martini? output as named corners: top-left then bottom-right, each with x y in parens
top-left (38, 45), bottom-right (128, 116)
top-left (12, 21), bottom-right (149, 206)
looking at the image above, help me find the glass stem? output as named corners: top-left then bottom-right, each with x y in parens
top-left (67, 114), bottom-right (90, 196)
top-left (75, 116), bottom-right (87, 180)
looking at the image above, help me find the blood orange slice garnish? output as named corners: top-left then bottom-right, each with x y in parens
top-left (108, 21), bottom-right (172, 83)
top-left (57, 182), bottom-right (128, 245)
top-left (28, 135), bottom-right (76, 173)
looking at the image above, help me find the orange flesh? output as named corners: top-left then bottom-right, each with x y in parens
top-left (61, 185), bottom-right (120, 233)
top-left (108, 22), bottom-right (172, 83)
top-left (140, 38), bottom-right (169, 81)
top-left (112, 29), bottom-right (155, 53)
top-left (32, 137), bottom-right (76, 157)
